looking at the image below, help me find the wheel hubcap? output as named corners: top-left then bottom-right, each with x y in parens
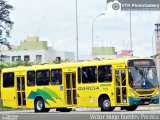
top-left (103, 100), bottom-right (110, 108)
top-left (37, 100), bottom-right (43, 110)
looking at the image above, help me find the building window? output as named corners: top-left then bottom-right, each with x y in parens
top-left (36, 55), bottom-right (42, 62)
top-left (3, 72), bottom-right (14, 87)
top-left (12, 56), bottom-right (21, 62)
top-left (27, 71), bottom-right (35, 86)
top-left (51, 69), bottom-right (62, 85)
top-left (56, 57), bottom-right (61, 62)
top-left (3, 56), bottom-right (10, 62)
top-left (36, 70), bottom-right (50, 86)
top-left (24, 55), bottom-right (30, 61)
top-left (82, 66), bottom-right (97, 83)
top-left (98, 65), bottom-right (112, 82)
top-left (0, 55), bottom-right (8, 62)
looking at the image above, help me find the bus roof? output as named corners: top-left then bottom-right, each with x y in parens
top-left (1, 58), bottom-right (153, 72)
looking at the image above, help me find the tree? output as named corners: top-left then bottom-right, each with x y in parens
top-left (0, 0), bottom-right (13, 49)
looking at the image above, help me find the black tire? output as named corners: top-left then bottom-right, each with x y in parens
top-left (34, 97), bottom-right (45, 112)
top-left (100, 97), bottom-right (115, 111)
top-left (56, 108), bottom-right (72, 112)
top-left (125, 105), bottom-right (138, 111)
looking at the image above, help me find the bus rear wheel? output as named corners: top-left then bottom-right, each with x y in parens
top-left (100, 97), bottom-right (115, 111)
top-left (125, 105), bottom-right (138, 111)
top-left (34, 97), bottom-right (45, 112)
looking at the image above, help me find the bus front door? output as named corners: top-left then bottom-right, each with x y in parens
top-left (114, 69), bottom-right (128, 106)
top-left (16, 76), bottom-right (26, 108)
top-left (65, 73), bottom-right (77, 106)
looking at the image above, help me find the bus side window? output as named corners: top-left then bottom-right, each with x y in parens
top-left (36, 70), bottom-right (50, 86)
top-left (98, 65), bottom-right (112, 82)
top-left (3, 72), bottom-right (14, 88)
top-left (27, 71), bottom-right (35, 86)
top-left (82, 66), bottom-right (97, 83)
top-left (51, 69), bottom-right (62, 85)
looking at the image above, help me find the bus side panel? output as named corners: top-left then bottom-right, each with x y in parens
top-left (25, 86), bottom-right (37, 108)
top-left (45, 86), bottom-right (66, 108)
top-left (26, 86), bottom-right (66, 108)
top-left (77, 83), bottom-right (115, 107)
top-left (1, 87), bottom-right (17, 108)
top-left (77, 84), bottom-right (99, 107)
top-left (1, 72), bottom-right (17, 108)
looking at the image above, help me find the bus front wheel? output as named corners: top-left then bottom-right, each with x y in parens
top-left (100, 97), bottom-right (115, 111)
top-left (34, 97), bottom-right (45, 112)
top-left (125, 105), bottom-right (138, 111)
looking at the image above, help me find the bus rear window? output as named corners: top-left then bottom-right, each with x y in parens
top-left (3, 72), bottom-right (14, 88)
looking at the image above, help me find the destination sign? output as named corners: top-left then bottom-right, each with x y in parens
top-left (133, 61), bottom-right (150, 66)
top-left (128, 60), bottom-right (155, 67)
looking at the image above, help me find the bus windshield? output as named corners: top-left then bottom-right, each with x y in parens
top-left (129, 67), bottom-right (158, 89)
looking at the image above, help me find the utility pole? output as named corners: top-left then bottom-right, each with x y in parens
top-left (92, 13), bottom-right (105, 59)
top-left (130, 9), bottom-right (133, 56)
top-left (75, 0), bottom-right (79, 62)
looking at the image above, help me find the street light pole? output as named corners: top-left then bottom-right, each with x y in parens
top-left (92, 13), bottom-right (105, 59)
top-left (129, 9), bottom-right (133, 56)
top-left (75, 0), bottom-right (79, 62)
top-left (152, 31), bottom-right (155, 56)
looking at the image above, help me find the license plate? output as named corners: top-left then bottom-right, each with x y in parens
top-left (144, 101), bottom-right (149, 104)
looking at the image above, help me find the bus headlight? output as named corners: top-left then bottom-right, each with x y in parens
top-left (156, 91), bottom-right (159, 95)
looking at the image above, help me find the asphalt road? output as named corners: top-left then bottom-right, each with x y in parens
top-left (0, 107), bottom-right (160, 120)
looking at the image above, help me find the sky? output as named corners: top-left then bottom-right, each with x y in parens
top-left (7, 0), bottom-right (160, 58)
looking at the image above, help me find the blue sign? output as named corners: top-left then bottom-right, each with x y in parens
top-left (60, 86), bottom-right (63, 91)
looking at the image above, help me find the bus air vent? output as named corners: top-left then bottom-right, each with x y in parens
top-left (136, 90), bottom-right (154, 95)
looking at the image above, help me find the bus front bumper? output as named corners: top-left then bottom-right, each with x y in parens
top-left (129, 96), bottom-right (159, 106)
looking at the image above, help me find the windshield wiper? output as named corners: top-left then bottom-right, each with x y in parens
top-left (135, 67), bottom-right (143, 76)
top-left (135, 67), bottom-right (146, 88)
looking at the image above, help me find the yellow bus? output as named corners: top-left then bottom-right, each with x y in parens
top-left (0, 58), bottom-right (159, 112)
